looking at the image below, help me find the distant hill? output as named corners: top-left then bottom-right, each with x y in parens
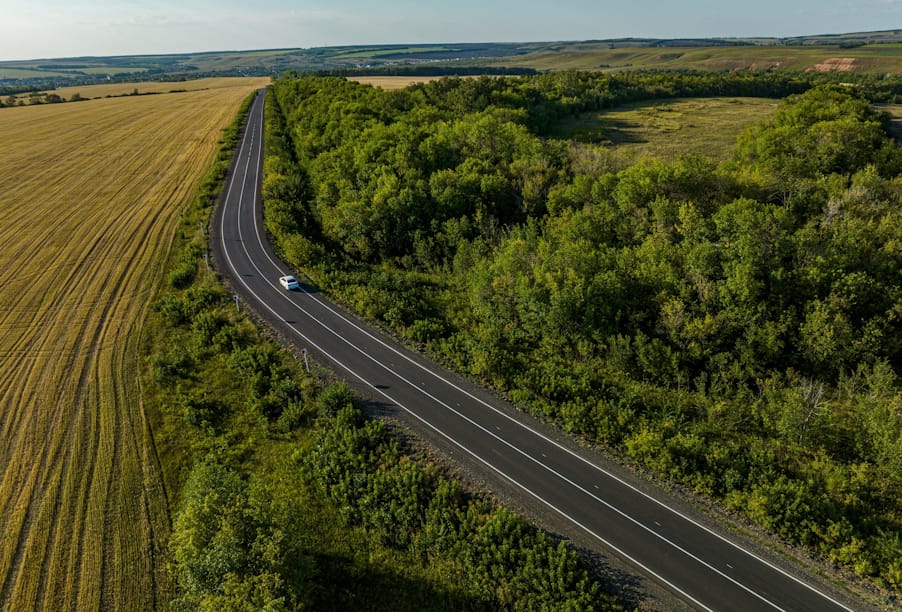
top-left (2, 30), bottom-right (901, 90)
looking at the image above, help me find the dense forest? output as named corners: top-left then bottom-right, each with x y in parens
top-left (264, 71), bottom-right (902, 594)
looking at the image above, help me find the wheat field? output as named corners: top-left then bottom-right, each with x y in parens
top-left (349, 75), bottom-right (446, 89)
top-left (0, 77), bottom-right (267, 610)
top-left (45, 76), bottom-right (265, 101)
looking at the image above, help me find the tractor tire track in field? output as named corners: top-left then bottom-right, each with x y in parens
top-left (0, 77), bottom-right (267, 611)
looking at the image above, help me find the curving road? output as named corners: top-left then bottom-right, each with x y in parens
top-left (211, 89), bottom-right (863, 611)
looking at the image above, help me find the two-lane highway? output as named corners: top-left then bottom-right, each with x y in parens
top-left (211, 89), bottom-right (863, 611)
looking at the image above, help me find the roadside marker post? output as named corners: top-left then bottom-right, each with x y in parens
top-left (302, 348), bottom-right (310, 373)
top-left (233, 293), bottom-right (240, 312)
top-left (203, 253), bottom-right (210, 269)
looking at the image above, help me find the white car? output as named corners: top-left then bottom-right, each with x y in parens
top-left (279, 275), bottom-right (299, 290)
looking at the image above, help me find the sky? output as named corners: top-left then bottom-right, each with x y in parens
top-left (0, 0), bottom-right (900, 61)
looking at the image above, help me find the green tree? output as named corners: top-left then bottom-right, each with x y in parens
top-left (169, 459), bottom-right (303, 610)
top-left (734, 84), bottom-right (899, 181)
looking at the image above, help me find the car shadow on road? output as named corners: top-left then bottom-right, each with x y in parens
top-left (298, 280), bottom-right (321, 294)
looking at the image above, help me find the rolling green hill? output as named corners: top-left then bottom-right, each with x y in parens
top-left (3, 30), bottom-right (902, 90)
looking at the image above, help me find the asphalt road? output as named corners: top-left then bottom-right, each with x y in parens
top-left (211, 89), bottom-right (863, 611)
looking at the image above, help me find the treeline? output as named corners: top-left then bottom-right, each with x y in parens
top-left (265, 72), bottom-right (902, 595)
top-left (1, 86), bottom-right (180, 109)
top-left (311, 66), bottom-right (538, 77)
top-left (0, 70), bottom-right (171, 94)
top-left (1, 91), bottom-right (89, 108)
top-left (0, 85), bottom-right (44, 106)
top-left (146, 90), bottom-right (621, 610)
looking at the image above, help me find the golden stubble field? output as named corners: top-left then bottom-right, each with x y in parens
top-left (349, 75), bottom-right (446, 89)
top-left (0, 76), bottom-right (267, 610)
top-left (44, 76), bottom-right (264, 100)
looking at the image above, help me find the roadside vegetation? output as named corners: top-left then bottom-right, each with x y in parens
top-left (0, 78), bottom-right (265, 609)
top-left (143, 91), bottom-right (623, 610)
top-left (264, 71), bottom-right (902, 599)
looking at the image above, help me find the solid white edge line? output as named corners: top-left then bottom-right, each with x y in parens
top-left (254, 91), bottom-right (852, 611)
top-left (223, 89), bottom-right (853, 612)
top-left (217, 93), bottom-right (715, 611)
top-left (232, 113), bottom-right (781, 608)
top-left (296, 286), bottom-right (854, 610)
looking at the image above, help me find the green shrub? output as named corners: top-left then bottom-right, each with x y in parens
top-left (316, 381), bottom-right (355, 416)
top-left (169, 242), bottom-right (203, 289)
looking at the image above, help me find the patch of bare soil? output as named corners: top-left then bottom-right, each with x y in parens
top-left (808, 57), bottom-right (857, 72)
